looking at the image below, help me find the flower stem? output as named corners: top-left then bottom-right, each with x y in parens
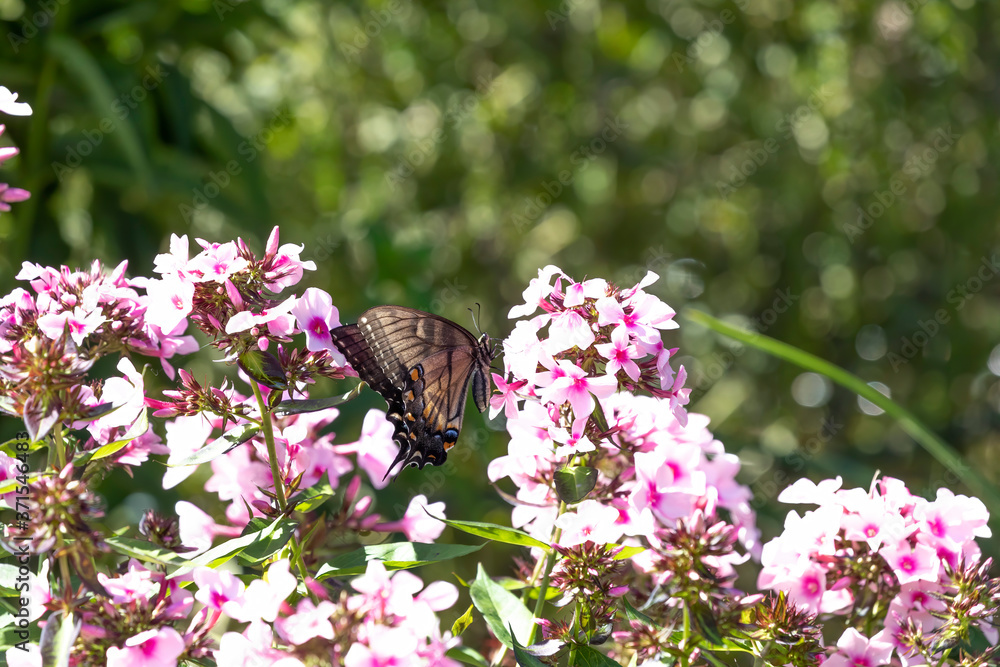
top-left (526, 501), bottom-right (566, 645)
top-left (51, 424), bottom-right (66, 470)
top-left (249, 380), bottom-right (317, 603)
top-left (250, 379), bottom-right (286, 511)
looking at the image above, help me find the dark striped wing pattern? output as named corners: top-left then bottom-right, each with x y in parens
top-left (330, 306), bottom-right (494, 477)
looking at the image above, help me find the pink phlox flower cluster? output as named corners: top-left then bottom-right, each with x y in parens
top-left (759, 475), bottom-right (993, 656)
top-left (0, 86), bottom-right (32, 213)
top-left (491, 266), bottom-right (756, 560)
top-left (342, 561), bottom-right (460, 667)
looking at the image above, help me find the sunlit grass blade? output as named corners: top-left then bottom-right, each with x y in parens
top-left (683, 308), bottom-right (1000, 519)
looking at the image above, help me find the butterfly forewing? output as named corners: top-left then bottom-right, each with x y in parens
top-left (330, 305), bottom-right (494, 476)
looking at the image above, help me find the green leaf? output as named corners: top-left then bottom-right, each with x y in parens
top-left (316, 542), bottom-right (484, 579)
top-left (236, 517), bottom-right (297, 565)
top-left (78, 407), bottom-right (149, 465)
top-left (104, 535), bottom-right (187, 567)
top-left (170, 423), bottom-right (260, 467)
top-left (620, 596), bottom-right (658, 628)
top-left (511, 625), bottom-right (549, 667)
top-left (451, 604), bottom-right (475, 636)
top-left (554, 466), bottom-right (598, 503)
top-left (684, 308), bottom-right (1000, 526)
top-left (446, 645), bottom-right (490, 667)
top-left (238, 349), bottom-right (288, 390)
top-left (39, 610), bottom-right (79, 667)
top-left (290, 481), bottom-right (337, 512)
top-left (272, 382), bottom-right (368, 416)
top-left (437, 518), bottom-right (550, 551)
top-left (469, 563), bottom-right (534, 648)
top-left (613, 546), bottom-right (646, 560)
top-left (0, 472), bottom-right (44, 496)
top-left (572, 646), bottom-right (625, 667)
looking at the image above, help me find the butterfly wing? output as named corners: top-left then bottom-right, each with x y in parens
top-left (330, 306), bottom-right (492, 475)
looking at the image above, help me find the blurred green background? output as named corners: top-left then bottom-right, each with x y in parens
top-left (1, 0), bottom-right (998, 567)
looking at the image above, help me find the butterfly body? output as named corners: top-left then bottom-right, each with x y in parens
top-left (330, 306), bottom-right (494, 475)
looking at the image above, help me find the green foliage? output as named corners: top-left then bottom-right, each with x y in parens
top-left (1, 0), bottom-right (997, 613)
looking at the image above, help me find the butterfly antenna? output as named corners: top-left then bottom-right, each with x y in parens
top-left (468, 303), bottom-right (483, 335)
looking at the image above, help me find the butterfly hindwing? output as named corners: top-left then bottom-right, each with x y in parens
top-left (330, 305), bottom-right (494, 477)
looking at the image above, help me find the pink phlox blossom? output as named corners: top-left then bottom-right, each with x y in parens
top-left (502, 317), bottom-right (547, 382)
top-left (0, 87), bottom-right (33, 116)
top-left (511, 485), bottom-right (560, 543)
top-left (5, 642), bottom-right (41, 667)
top-left (771, 557), bottom-right (852, 615)
top-left (216, 621), bottom-right (306, 667)
top-left (595, 324), bottom-right (641, 381)
top-left (106, 627), bottom-right (186, 667)
top-left (550, 416), bottom-right (595, 458)
top-left (153, 233), bottom-right (191, 277)
top-left (556, 499), bottom-right (624, 547)
top-left (915, 488), bottom-right (991, 546)
top-left (562, 277), bottom-right (608, 307)
top-left (344, 626), bottom-right (421, 667)
top-left (266, 244), bottom-right (316, 291)
top-left (15, 262), bottom-right (59, 292)
top-left (143, 276), bottom-right (194, 334)
top-left (489, 373), bottom-right (526, 420)
top-left (535, 358), bottom-right (618, 419)
top-left (338, 409), bottom-right (400, 490)
top-left (204, 443), bottom-right (272, 526)
top-left (98, 560), bottom-right (158, 604)
top-left (228, 559), bottom-right (297, 623)
top-left (842, 497), bottom-right (909, 551)
top-left (488, 401), bottom-right (557, 487)
top-left (91, 358), bottom-right (147, 433)
top-left (777, 476), bottom-right (844, 506)
top-left (162, 414), bottom-right (213, 489)
top-left (348, 561), bottom-right (423, 619)
top-left (879, 540), bottom-right (940, 585)
top-left (36, 306), bottom-right (106, 346)
top-left (291, 287), bottom-right (346, 363)
top-left (175, 500), bottom-right (218, 555)
top-left (822, 628), bottom-right (895, 667)
top-left (375, 494), bottom-right (447, 543)
top-left (137, 323), bottom-right (199, 380)
top-left (225, 294), bottom-right (297, 337)
top-left (193, 566), bottom-right (246, 614)
top-left (544, 307), bottom-right (595, 354)
top-left (186, 241), bottom-right (249, 283)
top-left (508, 265), bottom-right (562, 318)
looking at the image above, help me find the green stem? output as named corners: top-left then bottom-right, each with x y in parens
top-left (250, 379), bottom-right (286, 511)
top-left (683, 308), bottom-right (1000, 524)
top-left (681, 602), bottom-right (692, 667)
top-left (249, 380), bottom-right (318, 603)
top-left (52, 424), bottom-right (66, 469)
top-left (526, 501), bottom-right (566, 645)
